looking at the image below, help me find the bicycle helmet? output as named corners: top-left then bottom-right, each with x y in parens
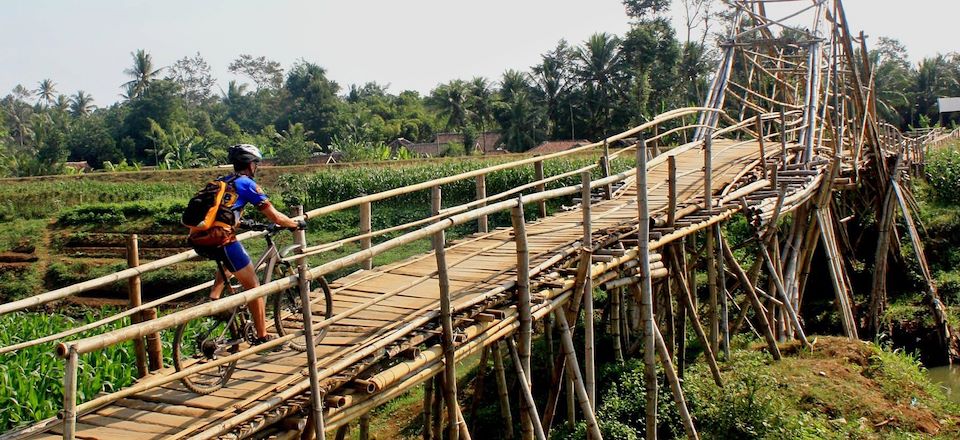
top-left (227, 144), bottom-right (263, 165)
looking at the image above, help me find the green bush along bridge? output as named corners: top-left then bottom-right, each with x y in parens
top-left (2, 1), bottom-right (959, 439)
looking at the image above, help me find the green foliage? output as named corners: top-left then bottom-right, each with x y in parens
top-left (56, 200), bottom-right (184, 227)
top-left (0, 311), bottom-right (139, 432)
top-left (272, 122), bottom-right (318, 165)
top-left (925, 143), bottom-right (960, 204)
top-left (0, 180), bottom-right (194, 222)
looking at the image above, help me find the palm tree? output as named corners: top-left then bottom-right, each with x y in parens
top-left (35, 79), bottom-right (57, 107)
top-left (429, 80), bottom-right (470, 132)
top-left (533, 41), bottom-right (574, 139)
top-left (53, 94), bottom-right (70, 113)
top-left (123, 49), bottom-right (163, 99)
top-left (468, 77), bottom-right (495, 150)
top-left (575, 33), bottom-right (624, 134)
top-left (500, 69), bottom-right (531, 102)
top-left (69, 91), bottom-right (95, 117)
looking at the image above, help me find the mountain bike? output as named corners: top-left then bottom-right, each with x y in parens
top-left (173, 220), bottom-right (333, 394)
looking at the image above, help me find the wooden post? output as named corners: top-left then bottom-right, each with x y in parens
top-left (359, 414), bottom-right (370, 440)
top-left (62, 347), bottom-right (78, 440)
top-left (581, 171), bottom-right (596, 407)
top-left (602, 140), bottom-right (613, 200)
top-left (511, 197), bottom-right (533, 440)
top-left (476, 174), bottom-right (488, 233)
top-left (432, 376), bottom-right (443, 440)
top-left (706, 225), bottom-right (719, 357)
top-left (493, 342), bottom-right (515, 440)
top-left (432, 186), bottom-right (461, 440)
top-left (674, 245), bottom-right (687, 375)
top-left (637, 134), bottom-right (658, 440)
top-left (360, 201), bottom-right (372, 270)
top-left (335, 425), bottom-right (350, 440)
top-left (126, 235), bottom-right (148, 378)
top-left (294, 206), bottom-right (327, 440)
top-left (534, 159), bottom-right (547, 218)
top-left (423, 377), bottom-right (434, 440)
top-left (507, 338), bottom-right (547, 440)
top-left (652, 124), bottom-right (661, 156)
top-left (554, 311), bottom-right (603, 440)
top-left (759, 244), bottom-right (812, 350)
top-left (756, 115), bottom-right (767, 180)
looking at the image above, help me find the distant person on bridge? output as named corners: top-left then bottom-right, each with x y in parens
top-left (187, 144), bottom-right (305, 345)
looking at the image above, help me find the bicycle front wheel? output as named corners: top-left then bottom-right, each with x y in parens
top-left (272, 262), bottom-right (333, 351)
top-left (173, 313), bottom-right (241, 394)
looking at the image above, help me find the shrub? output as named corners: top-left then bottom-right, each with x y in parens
top-left (925, 143), bottom-right (960, 204)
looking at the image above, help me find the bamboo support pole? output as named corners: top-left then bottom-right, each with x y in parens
top-left (611, 284), bottom-right (624, 363)
top-left (720, 234), bottom-right (781, 359)
top-left (706, 225), bottom-right (719, 357)
top-left (359, 414), bottom-right (370, 440)
top-left (653, 325), bottom-right (699, 440)
top-left (759, 244), bottom-right (812, 349)
top-left (507, 338), bottom-right (547, 440)
top-left (432, 376), bottom-right (442, 440)
top-left (125, 235), bottom-right (148, 378)
top-left (716, 224), bottom-right (730, 359)
top-left (493, 342), bottom-right (515, 440)
top-left (669, 250), bottom-right (724, 387)
top-left (511, 198), bottom-right (533, 440)
top-left (581, 171), bottom-right (596, 407)
top-left (294, 205), bottom-right (327, 440)
top-left (423, 379), bottom-right (433, 440)
top-left (667, 156), bottom-right (677, 227)
top-left (61, 347), bottom-right (78, 440)
top-left (674, 245), bottom-right (687, 375)
top-left (476, 174), bottom-right (488, 233)
top-left (704, 135), bottom-right (714, 211)
top-left (360, 202), bottom-right (372, 270)
top-left (535, 159), bottom-right (547, 218)
top-left (553, 311), bottom-right (603, 440)
top-left (468, 347), bottom-right (488, 431)
top-left (602, 141), bottom-right (613, 200)
top-left (636, 135), bottom-right (657, 440)
top-left (432, 186), bottom-right (461, 440)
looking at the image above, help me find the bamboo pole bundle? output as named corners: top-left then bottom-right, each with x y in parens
top-left (554, 311), bottom-right (602, 440)
top-left (653, 325), bottom-right (699, 440)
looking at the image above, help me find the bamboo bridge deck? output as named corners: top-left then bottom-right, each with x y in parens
top-left (22, 139), bottom-right (778, 440)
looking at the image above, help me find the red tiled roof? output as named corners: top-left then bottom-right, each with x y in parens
top-left (528, 140), bottom-right (592, 154)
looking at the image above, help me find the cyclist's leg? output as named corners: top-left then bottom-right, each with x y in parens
top-left (209, 263), bottom-right (232, 300)
top-left (222, 241), bottom-right (268, 338)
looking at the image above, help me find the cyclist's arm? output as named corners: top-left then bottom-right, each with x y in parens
top-left (257, 202), bottom-right (299, 229)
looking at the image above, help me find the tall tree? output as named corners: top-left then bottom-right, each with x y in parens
top-left (280, 61), bottom-right (341, 146)
top-left (429, 80), bottom-right (470, 132)
top-left (69, 91), bottom-right (95, 117)
top-left (123, 49), bottom-right (164, 99)
top-left (533, 40), bottom-right (575, 139)
top-left (468, 77), bottom-right (495, 134)
top-left (35, 79), bottom-right (58, 108)
top-left (165, 52), bottom-right (216, 105)
top-left (229, 54), bottom-right (284, 91)
top-left (575, 33), bottom-right (624, 137)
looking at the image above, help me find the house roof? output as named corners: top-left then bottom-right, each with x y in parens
top-left (528, 140), bottom-right (592, 154)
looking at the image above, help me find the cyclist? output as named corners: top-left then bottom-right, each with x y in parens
top-left (191, 144), bottom-right (305, 345)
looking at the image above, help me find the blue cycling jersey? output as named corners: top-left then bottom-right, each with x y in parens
top-left (219, 174), bottom-right (269, 222)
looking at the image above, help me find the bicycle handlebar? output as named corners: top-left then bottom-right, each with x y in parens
top-left (238, 219), bottom-right (306, 233)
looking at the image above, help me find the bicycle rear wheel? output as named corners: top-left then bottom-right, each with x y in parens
top-left (173, 313), bottom-right (241, 394)
top-left (272, 262), bottom-right (333, 351)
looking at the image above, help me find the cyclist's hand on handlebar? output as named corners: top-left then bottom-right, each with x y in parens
top-left (292, 219), bottom-right (307, 231)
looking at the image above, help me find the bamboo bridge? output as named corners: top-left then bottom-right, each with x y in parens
top-left (3, 1), bottom-right (959, 439)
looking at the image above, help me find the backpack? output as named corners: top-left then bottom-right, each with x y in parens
top-left (182, 176), bottom-right (240, 246)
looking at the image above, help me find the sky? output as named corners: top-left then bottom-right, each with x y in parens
top-left (1, 0), bottom-right (957, 107)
